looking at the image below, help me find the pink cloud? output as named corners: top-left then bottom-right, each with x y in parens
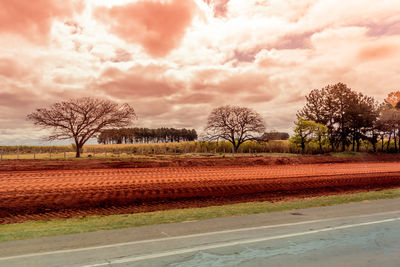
top-left (242, 94), bottom-right (276, 104)
top-left (171, 93), bottom-right (216, 104)
top-left (95, 65), bottom-right (184, 98)
top-left (0, 90), bottom-right (35, 107)
top-left (274, 32), bottom-right (314, 50)
top-left (365, 21), bottom-right (400, 37)
top-left (64, 20), bottom-right (84, 35)
top-left (95, 0), bottom-right (197, 57)
top-left (2, 0), bottom-right (400, 145)
top-left (284, 91), bottom-right (305, 104)
top-left (0, 0), bottom-right (83, 43)
top-left (359, 44), bottom-right (398, 61)
top-left (0, 58), bottom-right (29, 79)
top-left (111, 48), bottom-right (132, 63)
top-left (191, 68), bottom-right (277, 97)
top-left (203, 0), bottom-right (230, 17)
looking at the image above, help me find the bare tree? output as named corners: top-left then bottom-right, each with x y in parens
top-left (27, 97), bottom-right (136, 157)
top-left (205, 105), bottom-right (265, 153)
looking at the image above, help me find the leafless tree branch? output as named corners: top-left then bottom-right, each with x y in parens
top-left (27, 97), bottom-right (137, 157)
top-left (205, 105), bottom-right (265, 152)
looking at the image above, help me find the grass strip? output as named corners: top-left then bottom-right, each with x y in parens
top-left (1, 188), bottom-right (400, 242)
top-left (0, 152), bottom-right (299, 160)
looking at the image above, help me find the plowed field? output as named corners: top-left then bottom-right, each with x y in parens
top-left (1, 162), bottom-right (400, 224)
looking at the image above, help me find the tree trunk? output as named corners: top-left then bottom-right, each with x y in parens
top-left (229, 140), bottom-right (236, 154)
top-left (330, 137), bottom-right (335, 152)
top-left (387, 133), bottom-right (392, 152)
top-left (342, 136), bottom-right (346, 152)
top-left (301, 138), bottom-right (305, 154)
top-left (74, 137), bottom-right (84, 158)
top-left (318, 136), bottom-right (323, 153)
top-left (75, 141), bottom-right (81, 158)
top-left (397, 129), bottom-right (400, 152)
top-left (234, 142), bottom-right (241, 153)
top-left (76, 147), bottom-right (81, 158)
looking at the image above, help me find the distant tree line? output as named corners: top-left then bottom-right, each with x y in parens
top-left (292, 82), bottom-right (400, 153)
top-left (260, 131), bottom-right (289, 141)
top-left (27, 85), bottom-right (400, 156)
top-left (97, 127), bottom-right (198, 144)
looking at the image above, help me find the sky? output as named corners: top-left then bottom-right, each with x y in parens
top-left (1, 0), bottom-right (400, 145)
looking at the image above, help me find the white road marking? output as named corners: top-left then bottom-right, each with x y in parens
top-left (84, 217), bottom-right (400, 266)
top-left (0, 210), bottom-right (399, 262)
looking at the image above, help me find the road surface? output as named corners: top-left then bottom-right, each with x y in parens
top-left (1, 198), bottom-right (400, 266)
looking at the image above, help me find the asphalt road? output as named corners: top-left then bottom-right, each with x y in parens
top-left (1, 198), bottom-right (400, 266)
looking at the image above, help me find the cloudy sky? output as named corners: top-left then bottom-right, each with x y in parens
top-left (1, 0), bottom-right (400, 145)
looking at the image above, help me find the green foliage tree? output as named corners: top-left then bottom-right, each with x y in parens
top-left (297, 82), bottom-right (380, 152)
top-left (290, 118), bottom-right (328, 154)
top-left (378, 101), bottom-right (400, 152)
top-left (347, 93), bottom-right (380, 151)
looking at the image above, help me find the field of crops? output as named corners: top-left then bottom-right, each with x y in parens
top-left (0, 141), bottom-right (297, 160)
top-left (3, 138), bottom-right (400, 160)
top-left (2, 161), bottom-right (400, 224)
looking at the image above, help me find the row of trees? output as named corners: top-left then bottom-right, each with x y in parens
top-left (27, 97), bottom-right (267, 157)
top-left (260, 131), bottom-right (289, 141)
top-left (97, 127), bottom-right (198, 144)
top-left (27, 84), bottom-right (400, 157)
top-left (292, 82), bottom-right (400, 153)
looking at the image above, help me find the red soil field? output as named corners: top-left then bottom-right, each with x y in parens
top-left (2, 153), bottom-right (400, 172)
top-left (1, 161), bottom-right (400, 224)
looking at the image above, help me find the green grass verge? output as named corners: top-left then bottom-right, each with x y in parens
top-left (0, 152), bottom-right (298, 160)
top-left (2, 188), bottom-right (400, 242)
top-left (329, 151), bottom-right (365, 158)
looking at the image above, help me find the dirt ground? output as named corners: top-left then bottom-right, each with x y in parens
top-left (1, 153), bottom-right (400, 172)
top-left (2, 160), bottom-right (400, 224)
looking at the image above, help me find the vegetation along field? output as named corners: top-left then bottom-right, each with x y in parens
top-left (3, 84), bottom-right (400, 232)
top-left (3, 4), bottom-right (400, 261)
